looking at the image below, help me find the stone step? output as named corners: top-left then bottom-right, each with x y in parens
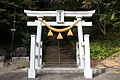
top-left (39, 68), bottom-right (100, 75)
top-left (40, 68), bottom-right (84, 73)
top-left (44, 62), bottom-right (76, 64)
top-left (44, 59), bottom-right (76, 62)
top-left (43, 62), bottom-right (77, 67)
top-left (44, 53), bottom-right (75, 58)
top-left (44, 56), bottom-right (75, 58)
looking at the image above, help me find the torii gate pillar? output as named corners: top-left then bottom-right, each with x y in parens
top-left (35, 17), bottom-right (43, 71)
top-left (76, 17), bottom-right (85, 68)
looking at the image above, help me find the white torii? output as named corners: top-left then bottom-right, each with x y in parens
top-left (24, 10), bottom-right (95, 79)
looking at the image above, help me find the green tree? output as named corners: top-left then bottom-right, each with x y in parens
top-left (81, 0), bottom-right (120, 39)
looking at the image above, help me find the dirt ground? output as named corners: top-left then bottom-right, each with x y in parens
top-left (0, 60), bottom-right (29, 75)
top-left (91, 51), bottom-right (120, 68)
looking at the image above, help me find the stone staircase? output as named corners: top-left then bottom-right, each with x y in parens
top-left (43, 45), bottom-right (76, 67)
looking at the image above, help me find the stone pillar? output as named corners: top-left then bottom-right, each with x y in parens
top-left (76, 42), bottom-right (80, 66)
top-left (35, 17), bottom-right (43, 70)
top-left (84, 34), bottom-right (92, 78)
top-left (77, 17), bottom-right (85, 68)
top-left (28, 35), bottom-right (36, 78)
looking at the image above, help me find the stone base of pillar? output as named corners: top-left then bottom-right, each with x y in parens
top-left (84, 69), bottom-right (92, 78)
top-left (77, 66), bottom-right (84, 69)
top-left (28, 69), bottom-right (36, 78)
top-left (36, 66), bottom-right (42, 73)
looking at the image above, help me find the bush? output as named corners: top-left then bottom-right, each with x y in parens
top-left (90, 40), bottom-right (120, 59)
top-left (0, 48), bottom-right (10, 59)
top-left (0, 49), bottom-right (6, 56)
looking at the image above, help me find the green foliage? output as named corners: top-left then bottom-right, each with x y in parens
top-left (91, 0), bottom-right (120, 39)
top-left (91, 40), bottom-right (120, 59)
top-left (0, 0), bottom-right (32, 48)
top-left (0, 48), bottom-right (10, 59)
top-left (0, 49), bottom-right (6, 56)
top-left (21, 32), bottom-right (30, 47)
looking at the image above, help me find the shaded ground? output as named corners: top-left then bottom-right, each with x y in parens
top-left (0, 70), bottom-right (120, 80)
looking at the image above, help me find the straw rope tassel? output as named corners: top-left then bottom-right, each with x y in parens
top-left (57, 33), bottom-right (63, 39)
top-left (48, 30), bottom-right (53, 36)
top-left (67, 29), bottom-right (73, 36)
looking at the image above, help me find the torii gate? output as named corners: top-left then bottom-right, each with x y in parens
top-left (24, 10), bottom-right (95, 79)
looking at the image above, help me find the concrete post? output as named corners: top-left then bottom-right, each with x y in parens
top-left (76, 42), bottom-right (80, 66)
top-left (84, 34), bottom-right (92, 78)
top-left (28, 35), bottom-right (36, 78)
top-left (35, 18), bottom-right (42, 70)
top-left (77, 17), bottom-right (85, 68)
top-left (40, 41), bottom-right (43, 66)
